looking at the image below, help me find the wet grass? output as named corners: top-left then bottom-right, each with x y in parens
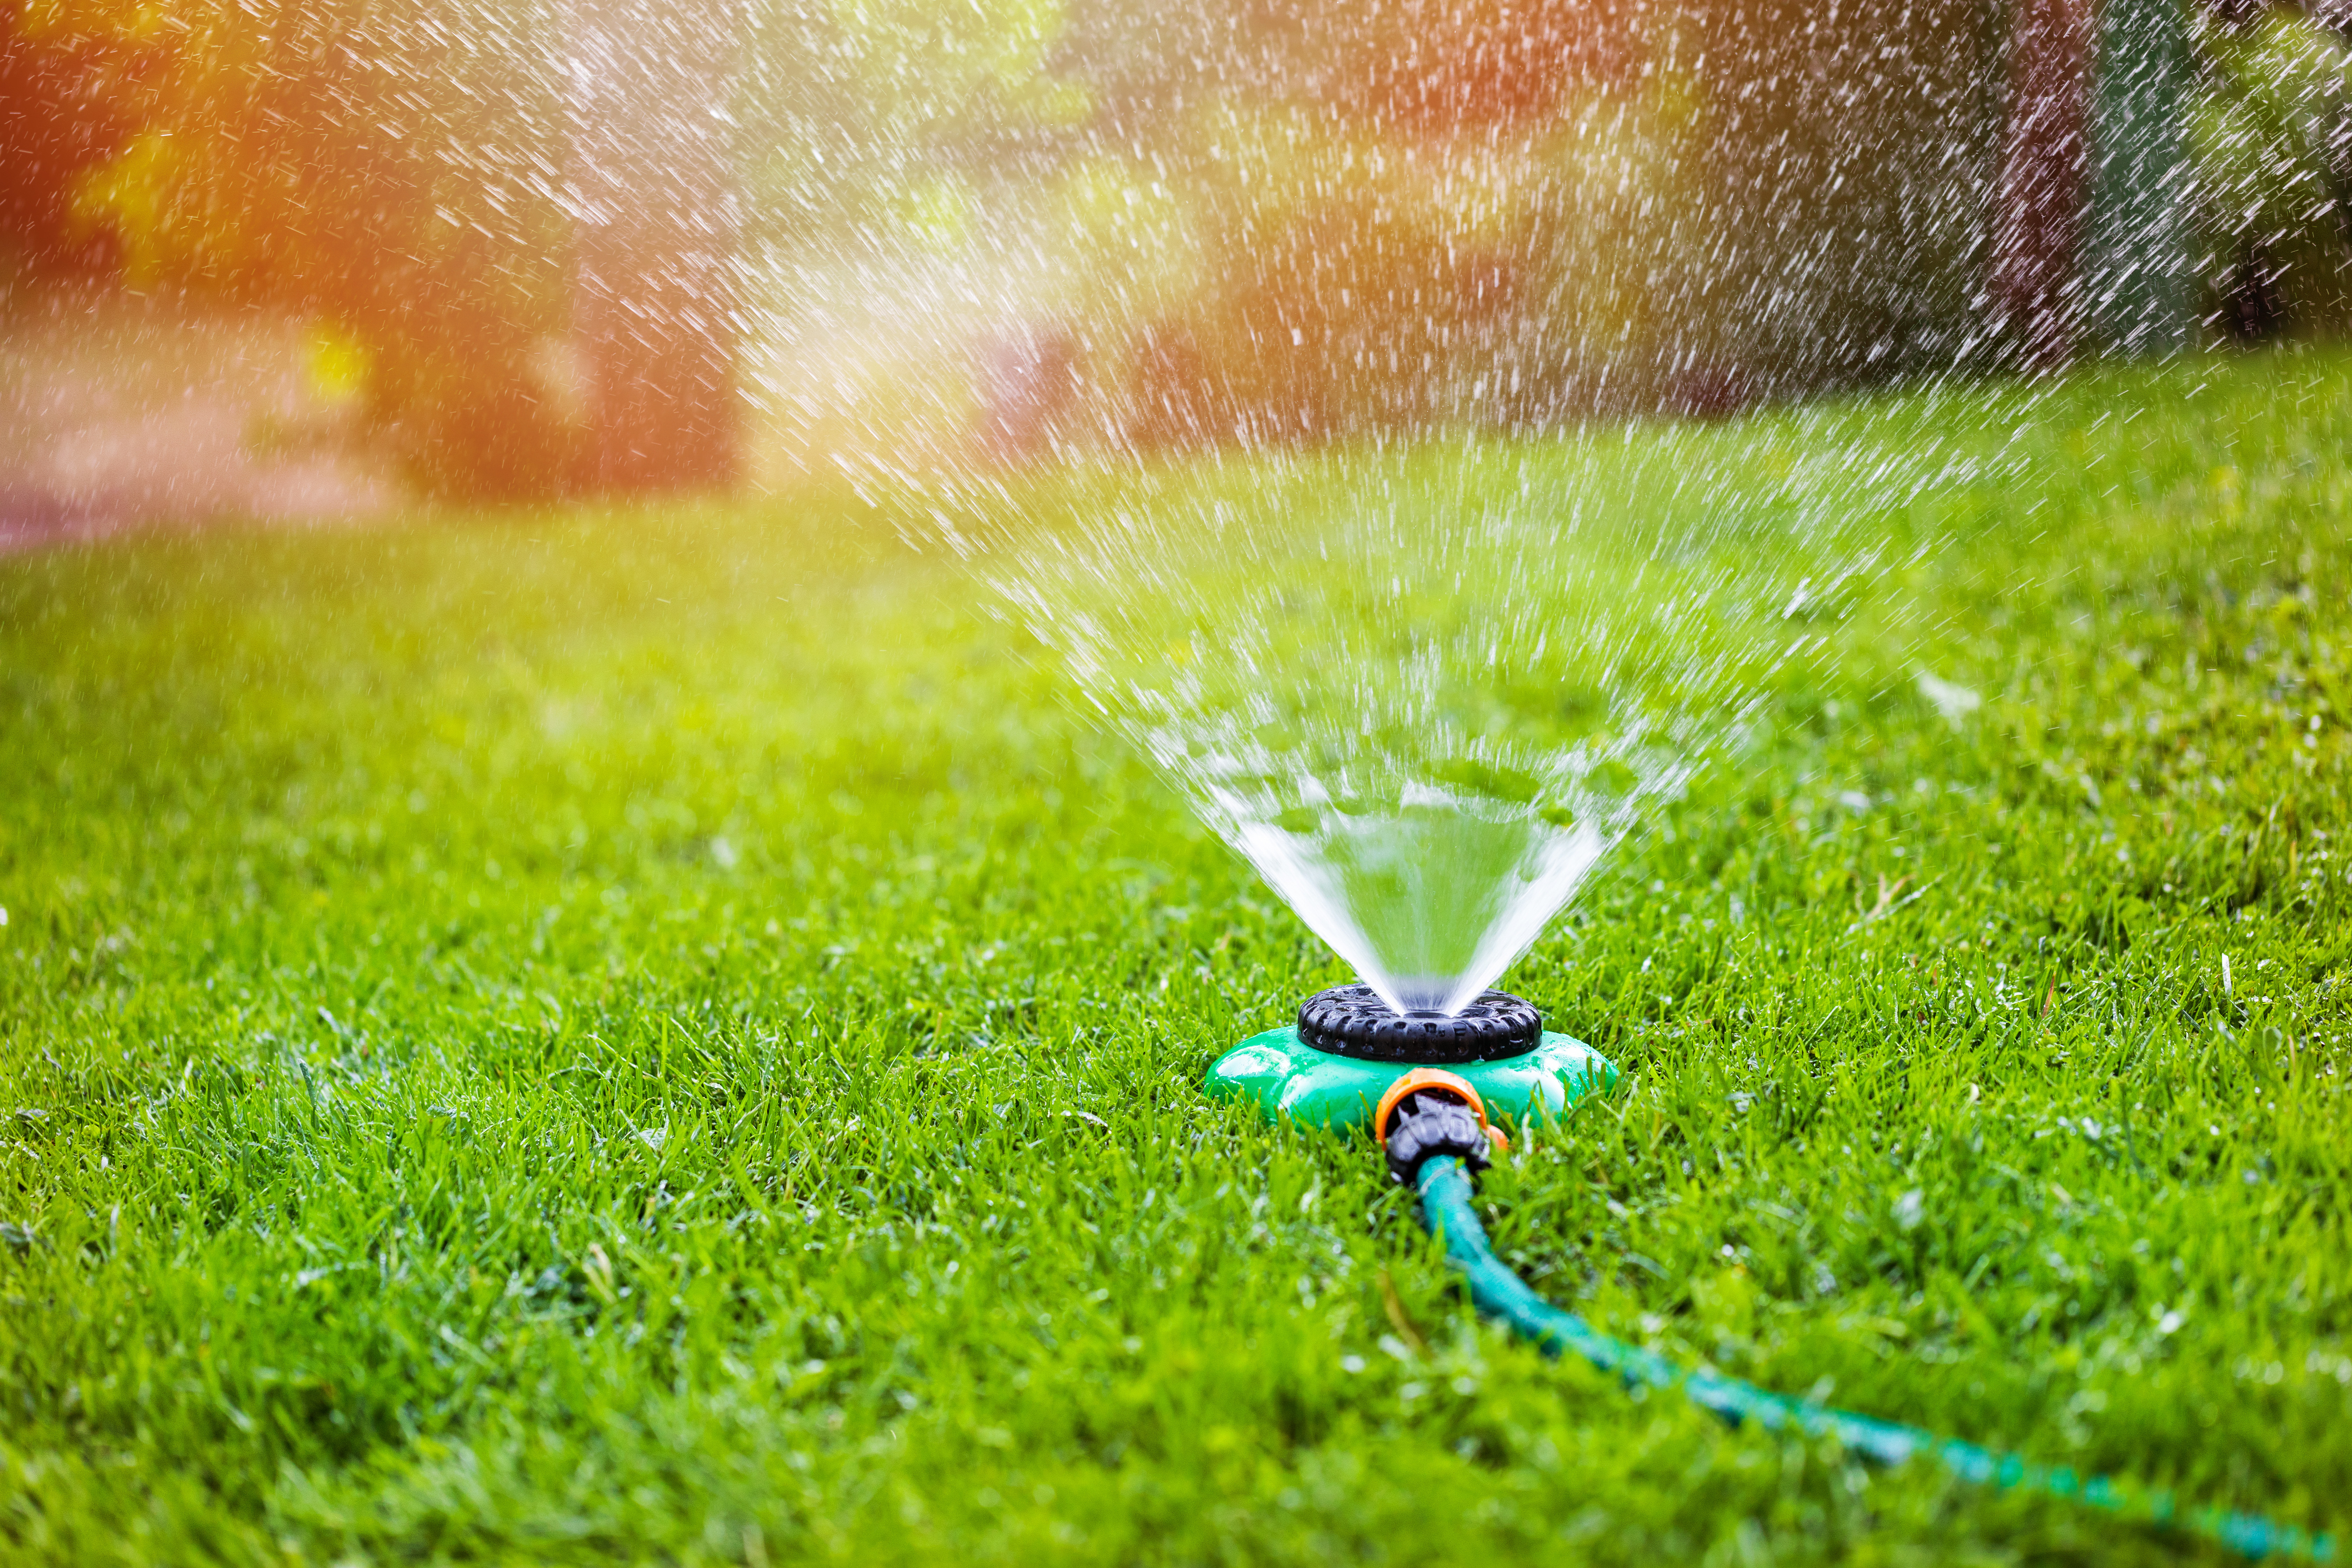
top-left (2, 349), bottom-right (2349, 1566)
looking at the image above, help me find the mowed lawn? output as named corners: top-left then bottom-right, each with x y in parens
top-left (2, 353), bottom-right (2349, 1566)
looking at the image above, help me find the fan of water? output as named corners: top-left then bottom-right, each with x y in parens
top-left (915, 402), bottom-right (2009, 1016)
top-left (703, 0), bottom-right (2214, 1015)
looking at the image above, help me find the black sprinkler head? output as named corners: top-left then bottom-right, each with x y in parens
top-left (1295, 984), bottom-right (1542, 1064)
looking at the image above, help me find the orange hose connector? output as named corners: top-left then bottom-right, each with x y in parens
top-left (1375, 1067), bottom-right (1510, 1154)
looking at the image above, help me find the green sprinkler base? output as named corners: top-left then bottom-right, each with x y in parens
top-left (1205, 1025), bottom-right (1617, 1133)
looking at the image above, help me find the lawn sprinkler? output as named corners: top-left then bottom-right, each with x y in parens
top-left (1204, 983), bottom-right (1615, 1132)
top-left (1206, 983), bottom-right (2335, 1564)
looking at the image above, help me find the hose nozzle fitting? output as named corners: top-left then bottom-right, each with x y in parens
top-left (1376, 1067), bottom-right (1510, 1186)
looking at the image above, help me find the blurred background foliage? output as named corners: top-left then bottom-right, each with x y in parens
top-left (2192, 6), bottom-right (2352, 338)
top-left (10, 0), bottom-right (575, 499)
top-left (6, 0), bottom-right (2352, 500)
top-left (738, 0), bottom-right (2008, 472)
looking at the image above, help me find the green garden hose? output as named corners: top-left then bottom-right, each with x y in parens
top-left (1413, 1155), bottom-right (2336, 1564)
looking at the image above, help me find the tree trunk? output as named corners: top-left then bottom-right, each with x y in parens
top-left (568, 0), bottom-right (740, 493)
top-left (2085, 0), bottom-right (2195, 357)
top-left (1990, 0), bottom-right (2097, 368)
top-left (0, 12), bottom-right (135, 281)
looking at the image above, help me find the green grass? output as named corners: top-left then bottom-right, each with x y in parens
top-left (2, 350), bottom-right (2349, 1566)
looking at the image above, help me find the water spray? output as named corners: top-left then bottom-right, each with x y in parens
top-left (1208, 990), bottom-right (2335, 1563)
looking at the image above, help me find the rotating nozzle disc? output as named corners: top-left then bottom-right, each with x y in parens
top-left (1295, 984), bottom-right (1541, 1063)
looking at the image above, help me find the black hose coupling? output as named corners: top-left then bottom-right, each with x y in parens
top-left (1382, 1086), bottom-right (1496, 1187)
